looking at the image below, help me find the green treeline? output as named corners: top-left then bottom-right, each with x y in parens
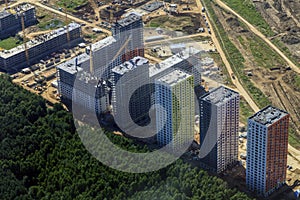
top-left (0, 75), bottom-right (252, 199)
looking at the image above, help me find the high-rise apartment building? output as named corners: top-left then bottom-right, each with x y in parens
top-left (246, 106), bottom-right (289, 197)
top-left (112, 12), bottom-right (144, 62)
top-left (85, 36), bottom-right (119, 79)
top-left (57, 53), bottom-right (109, 114)
top-left (199, 86), bottom-right (239, 173)
top-left (149, 47), bottom-right (201, 87)
top-left (111, 56), bottom-right (150, 129)
top-left (155, 69), bottom-right (195, 149)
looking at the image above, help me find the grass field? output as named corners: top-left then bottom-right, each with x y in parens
top-left (247, 36), bottom-right (286, 69)
top-left (222, 0), bottom-right (274, 37)
top-left (289, 129), bottom-right (300, 149)
top-left (56, 0), bottom-right (87, 12)
top-left (204, 0), bottom-right (270, 108)
top-left (38, 19), bottom-right (65, 30)
top-left (222, 0), bottom-right (300, 69)
top-left (147, 16), bottom-right (193, 31)
top-left (240, 97), bottom-right (254, 124)
top-left (292, 74), bottom-right (300, 90)
top-left (204, 0), bottom-right (300, 149)
top-left (0, 37), bottom-right (23, 50)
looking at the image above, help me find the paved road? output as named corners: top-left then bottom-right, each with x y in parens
top-left (215, 0), bottom-right (300, 75)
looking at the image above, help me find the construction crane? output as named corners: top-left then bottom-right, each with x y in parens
top-left (21, 14), bottom-right (30, 66)
top-left (109, 6), bottom-right (114, 24)
top-left (89, 44), bottom-right (94, 75)
top-left (64, 7), bottom-right (71, 47)
top-left (112, 36), bottom-right (131, 61)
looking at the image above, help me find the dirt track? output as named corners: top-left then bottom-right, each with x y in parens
top-left (215, 0), bottom-right (300, 75)
top-left (202, 0), bottom-right (300, 190)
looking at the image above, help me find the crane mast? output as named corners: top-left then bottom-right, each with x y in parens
top-left (21, 14), bottom-right (30, 66)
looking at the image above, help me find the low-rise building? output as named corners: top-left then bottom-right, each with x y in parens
top-left (0, 22), bottom-right (82, 73)
top-left (0, 3), bottom-right (37, 39)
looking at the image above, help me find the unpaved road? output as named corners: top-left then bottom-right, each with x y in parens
top-left (215, 0), bottom-right (300, 75)
top-left (8, 0), bottom-right (112, 36)
top-left (198, 0), bottom-right (260, 112)
top-left (196, 0), bottom-right (300, 191)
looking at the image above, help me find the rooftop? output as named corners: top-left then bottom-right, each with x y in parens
top-left (249, 106), bottom-right (289, 126)
top-left (13, 3), bottom-right (35, 12)
top-left (57, 53), bottom-right (107, 88)
top-left (0, 22), bottom-right (81, 58)
top-left (0, 10), bottom-right (10, 19)
top-left (0, 3), bottom-right (34, 19)
top-left (141, 1), bottom-right (164, 12)
top-left (116, 12), bottom-right (141, 27)
top-left (149, 47), bottom-right (200, 77)
top-left (156, 69), bottom-right (192, 86)
top-left (87, 36), bottom-right (116, 52)
top-left (201, 86), bottom-right (239, 106)
top-left (57, 53), bottom-right (88, 75)
top-left (112, 56), bottom-right (149, 75)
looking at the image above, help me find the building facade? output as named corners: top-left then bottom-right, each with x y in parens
top-left (111, 56), bottom-right (150, 129)
top-left (155, 69), bottom-right (195, 150)
top-left (0, 22), bottom-right (82, 72)
top-left (199, 86), bottom-right (239, 173)
top-left (149, 47), bottom-right (201, 87)
top-left (57, 53), bottom-right (109, 114)
top-left (246, 106), bottom-right (289, 197)
top-left (112, 12), bottom-right (144, 62)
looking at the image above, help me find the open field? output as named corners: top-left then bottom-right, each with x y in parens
top-left (203, 0), bottom-right (300, 192)
top-left (35, 7), bottom-right (66, 30)
top-left (203, 0), bottom-right (271, 109)
top-left (56, 0), bottom-right (87, 12)
top-left (222, 0), bottom-right (300, 67)
top-left (37, 18), bottom-right (65, 30)
top-left (222, 0), bottom-right (274, 37)
top-left (147, 15), bottom-right (193, 29)
top-left (205, 0), bottom-right (300, 145)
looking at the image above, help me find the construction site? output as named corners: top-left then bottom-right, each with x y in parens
top-left (0, 0), bottom-right (299, 199)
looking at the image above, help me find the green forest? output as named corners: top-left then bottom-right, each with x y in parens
top-left (0, 75), bottom-right (253, 199)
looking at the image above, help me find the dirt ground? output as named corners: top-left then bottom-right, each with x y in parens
top-left (211, 2), bottom-right (300, 140)
top-left (209, 2), bottom-right (300, 192)
top-left (254, 0), bottom-right (300, 62)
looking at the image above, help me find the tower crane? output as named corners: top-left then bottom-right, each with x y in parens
top-left (21, 13), bottom-right (30, 66)
top-left (112, 35), bottom-right (131, 61)
top-left (89, 44), bottom-right (94, 75)
top-left (64, 6), bottom-right (71, 47)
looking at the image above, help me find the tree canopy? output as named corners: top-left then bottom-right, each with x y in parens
top-left (0, 75), bottom-right (253, 199)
